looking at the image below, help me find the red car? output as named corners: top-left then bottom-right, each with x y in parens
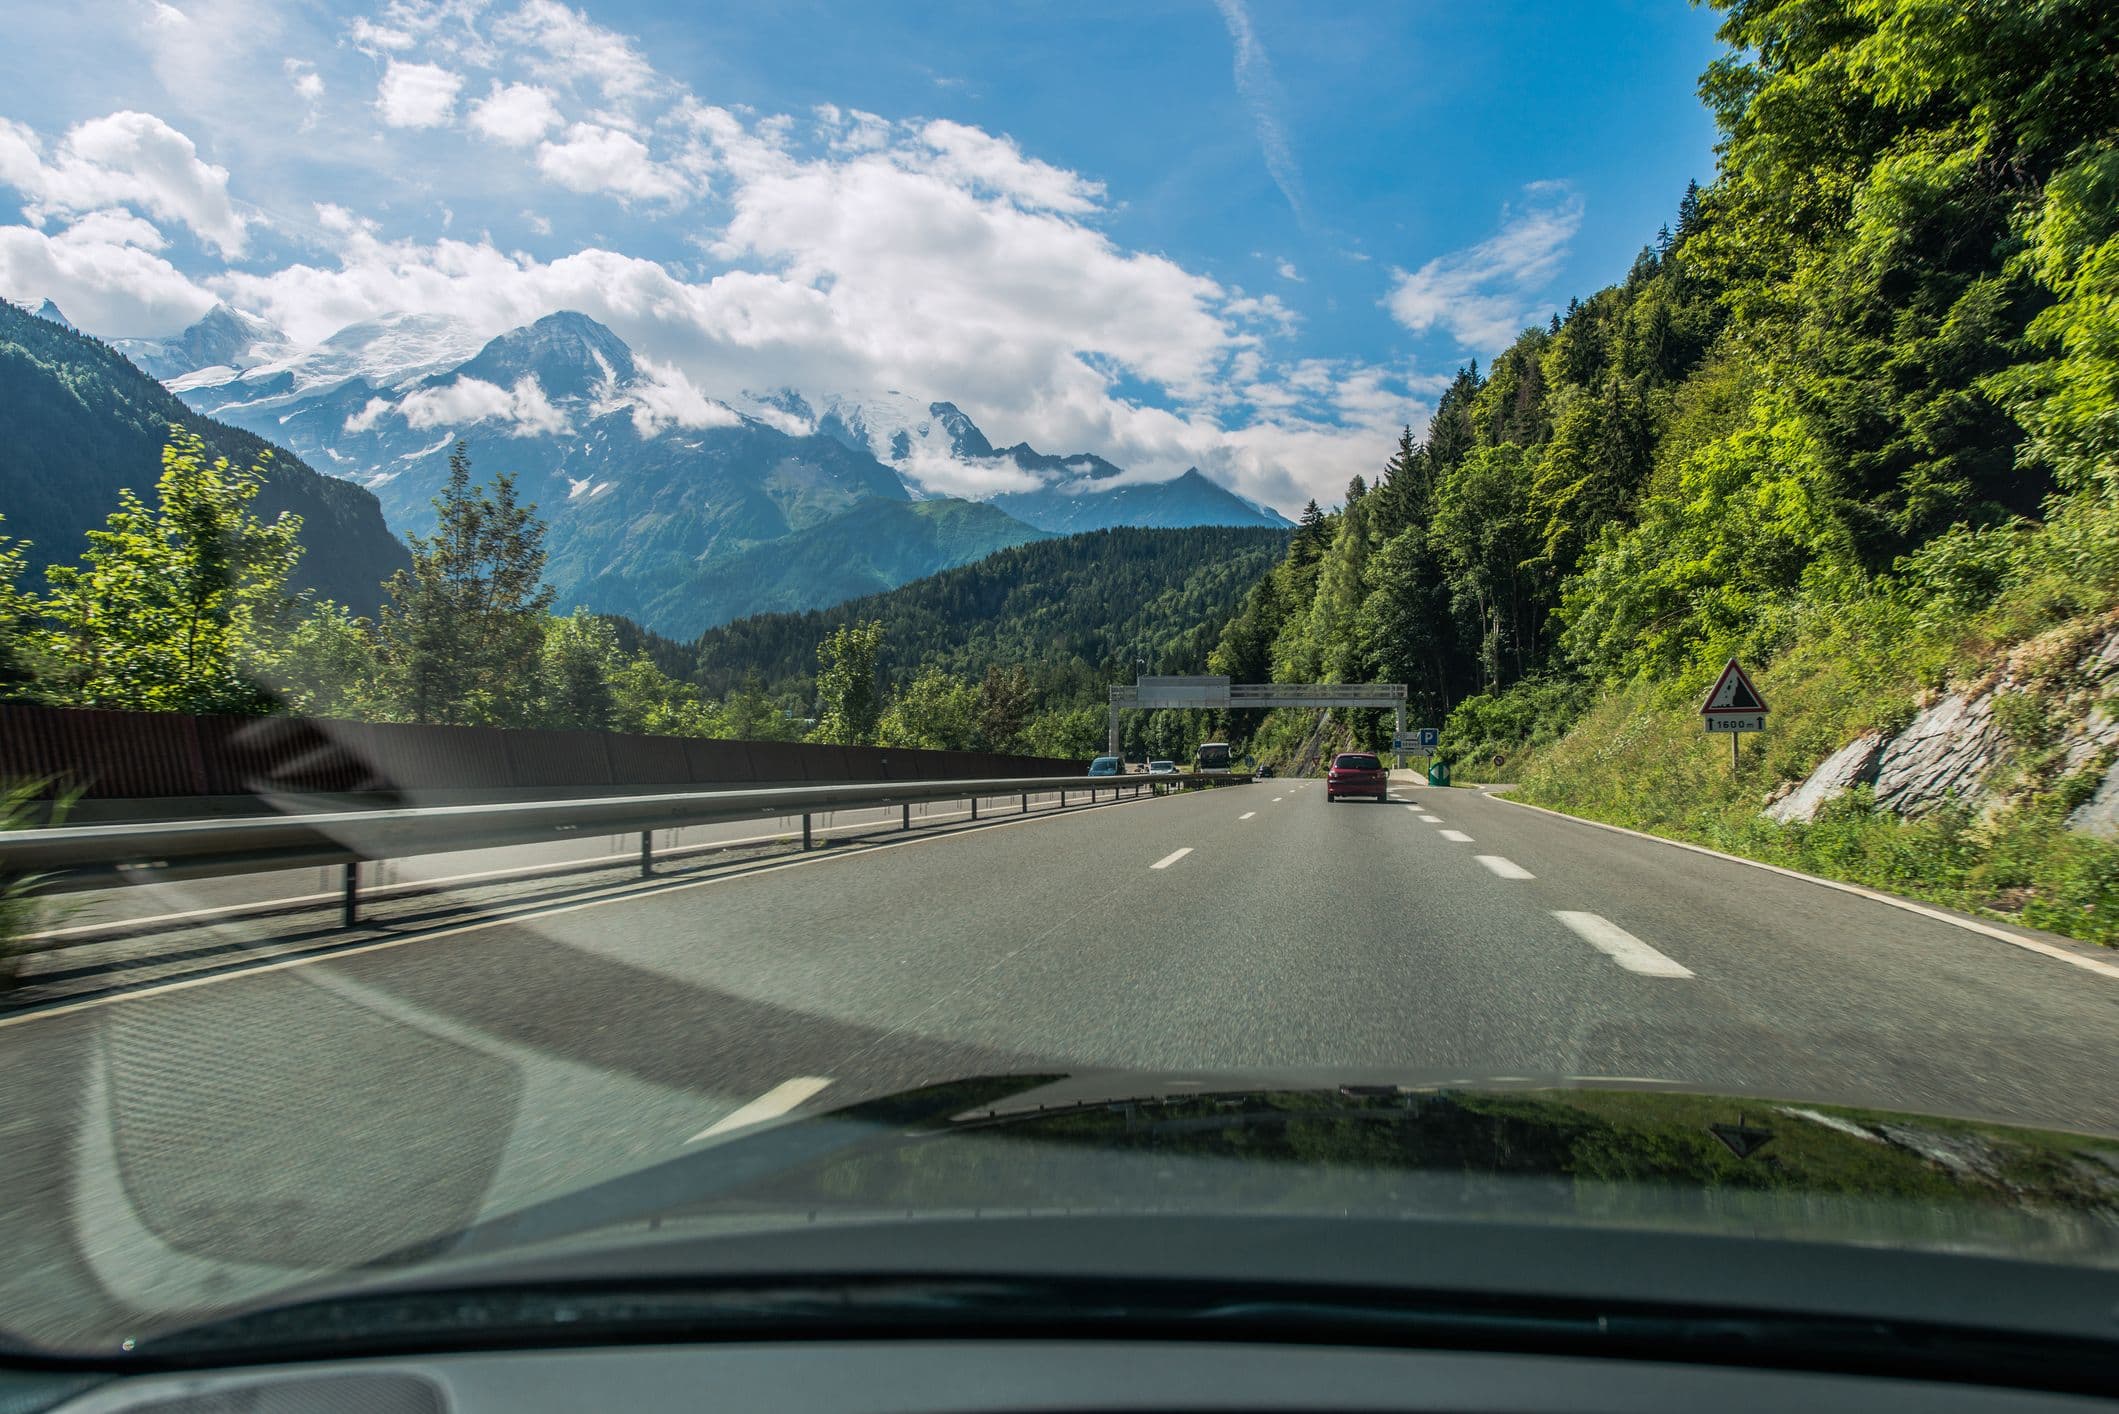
top-left (1326, 751), bottom-right (1388, 802)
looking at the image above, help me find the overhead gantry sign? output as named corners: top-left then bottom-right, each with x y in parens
top-left (1109, 676), bottom-right (1411, 760)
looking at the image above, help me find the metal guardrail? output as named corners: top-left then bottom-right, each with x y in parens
top-left (0, 772), bottom-right (1253, 925)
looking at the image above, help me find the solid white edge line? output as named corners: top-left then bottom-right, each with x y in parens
top-left (685, 1076), bottom-right (833, 1144)
top-left (0, 783), bottom-right (1169, 1030)
top-left (1553, 909), bottom-right (1693, 978)
top-left (1486, 790), bottom-right (2119, 981)
top-left (1438, 829), bottom-right (1474, 843)
top-left (1474, 855), bottom-right (1535, 880)
top-left (1150, 847), bottom-right (1193, 870)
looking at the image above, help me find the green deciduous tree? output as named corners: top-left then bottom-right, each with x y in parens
top-left (1022, 703), bottom-right (1105, 760)
top-left (811, 619), bottom-right (883, 745)
top-left (1988, 148), bottom-right (2119, 502)
top-left (38, 427), bottom-right (301, 714)
top-left (877, 667), bottom-right (979, 750)
top-left (274, 601), bottom-right (384, 719)
top-left (0, 517), bottom-right (35, 700)
top-left (1558, 394), bottom-right (1859, 683)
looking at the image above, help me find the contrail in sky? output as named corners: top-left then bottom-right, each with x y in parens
top-left (1215, 0), bottom-right (1307, 224)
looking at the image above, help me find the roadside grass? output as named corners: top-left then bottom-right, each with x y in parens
top-left (1507, 594), bottom-right (2119, 946)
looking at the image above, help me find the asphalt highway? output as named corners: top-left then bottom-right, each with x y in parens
top-left (3, 776), bottom-right (2116, 1350)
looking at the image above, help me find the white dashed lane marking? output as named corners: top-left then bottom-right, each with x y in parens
top-left (1239, 811), bottom-right (1257, 820)
top-left (1418, 814), bottom-right (1443, 824)
top-left (1553, 911), bottom-right (1695, 978)
top-left (1151, 848), bottom-right (1194, 870)
top-left (1438, 829), bottom-right (1473, 843)
top-left (1475, 855), bottom-right (1535, 880)
top-left (687, 1077), bottom-right (834, 1144)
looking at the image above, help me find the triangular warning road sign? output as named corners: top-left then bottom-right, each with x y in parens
top-left (1709, 1121), bottom-right (1774, 1160)
top-left (1701, 658), bottom-right (1768, 715)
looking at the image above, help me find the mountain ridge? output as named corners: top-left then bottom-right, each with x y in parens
top-left (154, 306), bottom-right (1286, 632)
top-left (682, 523), bottom-right (1290, 697)
top-left (0, 298), bottom-right (410, 615)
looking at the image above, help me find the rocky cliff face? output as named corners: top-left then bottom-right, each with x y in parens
top-left (1767, 619), bottom-right (2119, 836)
top-left (1873, 694), bottom-right (2005, 818)
top-left (1765, 734), bottom-right (1884, 824)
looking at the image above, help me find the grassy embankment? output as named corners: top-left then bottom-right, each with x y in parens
top-left (1449, 583), bottom-right (2119, 945)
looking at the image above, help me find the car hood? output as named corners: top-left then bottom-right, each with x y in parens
top-left (440, 1069), bottom-right (2119, 1268)
top-left (99, 1071), bottom-right (2119, 1363)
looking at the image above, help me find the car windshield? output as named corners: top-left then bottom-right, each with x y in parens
top-left (1, 0), bottom-right (2117, 1372)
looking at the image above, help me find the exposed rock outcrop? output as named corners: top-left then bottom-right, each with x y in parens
top-left (1873, 693), bottom-right (2004, 817)
top-left (1765, 733), bottom-right (1883, 823)
top-left (2070, 762), bottom-right (2119, 839)
top-left (1766, 622), bottom-right (2118, 833)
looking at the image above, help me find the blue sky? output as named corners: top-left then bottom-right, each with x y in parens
top-left (0, 0), bottom-right (1723, 511)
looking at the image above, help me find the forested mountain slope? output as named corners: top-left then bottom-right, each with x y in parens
top-left (685, 524), bottom-right (1288, 700)
top-left (1210, 0), bottom-right (2119, 940)
top-left (0, 300), bottom-right (409, 615)
top-left (580, 497), bottom-right (1050, 638)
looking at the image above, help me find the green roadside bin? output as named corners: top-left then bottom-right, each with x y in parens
top-left (1426, 760), bottom-right (1451, 787)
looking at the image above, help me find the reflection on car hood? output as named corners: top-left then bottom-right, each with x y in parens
top-left (453, 1071), bottom-right (2119, 1269)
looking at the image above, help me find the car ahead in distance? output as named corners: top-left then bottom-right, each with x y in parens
top-left (1087, 756), bottom-right (1123, 777)
top-left (1327, 751), bottom-right (1388, 802)
top-left (1256, 764), bottom-right (1275, 779)
top-left (1147, 759), bottom-right (1178, 775)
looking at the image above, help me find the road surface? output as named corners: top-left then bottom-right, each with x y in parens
top-left (3, 776), bottom-right (2116, 1349)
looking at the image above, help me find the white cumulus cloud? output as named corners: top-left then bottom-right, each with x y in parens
top-left (494, 0), bottom-right (659, 103)
top-left (1386, 182), bottom-right (1583, 350)
top-left (285, 59), bottom-right (325, 101)
top-left (0, 216), bottom-right (215, 335)
top-left (535, 123), bottom-right (690, 203)
top-left (0, 111), bottom-right (248, 256)
top-left (376, 60), bottom-right (463, 129)
top-left (349, 16), bottom-right (414, 52)
top-left (396, 374), bottom-right (570, 437)
top-left (911, 120), bottom-right (1104, 214)
top-left (619, 357), bottom-right (740, 437)
top-left (470, 81), bottom-right (562, 146)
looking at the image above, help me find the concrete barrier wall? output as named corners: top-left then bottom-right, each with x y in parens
top-left (0, 702), bottom-right (1083, 802)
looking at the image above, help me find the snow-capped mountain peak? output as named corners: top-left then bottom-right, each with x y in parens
top-left (447, 311), bottom-right (638, 402)
top-left (809, 389), bottom-right (985, 468)
top-left (113, 303), bottom-right (289, 382)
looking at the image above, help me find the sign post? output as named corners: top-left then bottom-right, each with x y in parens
top-left (1699, 659), bottom-right (1768, 769)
